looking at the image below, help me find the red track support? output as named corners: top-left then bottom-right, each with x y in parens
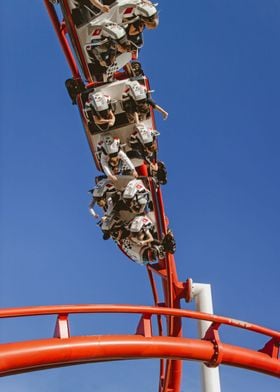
top-left (44, 1), bottom-right (81, 80)
top-left (53, 314), bottom-right (70, 339)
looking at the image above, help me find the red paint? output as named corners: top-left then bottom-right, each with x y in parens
top-left (0, 305), bottom-right (279, 379)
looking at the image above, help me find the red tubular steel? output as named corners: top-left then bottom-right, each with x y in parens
top-left (1, 304), bottom-right (278, 339)
top-left (44, 1), bottom-right (81, 80)
top-left (1, 335), bottom-right (279, 378)
top-left (143, 74), bottom-right (183, 391)
top-left (154, 186), bottom-right (183, 392)
top-left (0, 304), bottom-right (279, 379)
top-left (58, 0), bottom-right (93, 82)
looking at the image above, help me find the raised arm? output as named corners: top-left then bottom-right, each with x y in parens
top-left (154, 104), bottom-right (168, 120)
top-left (119, 150), bottom-right (138, 178)
top-left (139, 229), bottom-right (154, 245)
top-left (89, 0), bottom-right (110, 13)
top-left (89, 199), bottom-right (99, 219)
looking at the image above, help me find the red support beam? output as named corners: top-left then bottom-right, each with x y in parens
top-left (58, 0), bottom-right (93, 82)
top-left (259, 338), bottom-right (280, 359)
top-left (43, 1), bottom-right (81, 79)
top-left (136, 314), bottom-right (152, 337)
top-left (53, 314), bottom-right (70, 339)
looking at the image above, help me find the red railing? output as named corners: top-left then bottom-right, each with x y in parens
top-left (0, 304), bottom-right (279, 378)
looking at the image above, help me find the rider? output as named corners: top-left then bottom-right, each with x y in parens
top-left (86, 23), bottom-right (129, 80)
top-left (128, 215), bottom-right (176, 262)
top-left (86, 37), bottom-right (118, 70)
top-left (70, 1), bottom-right (115, 29)
top-left (122, 80), bottom-right (168, 123)
top-left (88, 178), bottom-right (130, 241)
top-left (97, 134), bottom-right (138, 182)
top-left (121, 1), bottom-right (159, 51)
top-left (129, 124), bottom-right (167, 185)
top-left (84, 91), bottom-right (115, 133)
top-left (73, 0), bottom-right (112, 13)
top-left (122, 178), bottom-right (152, 214)
top-left (88, 178), bottom-right (117, 219)
top-left (129, 215), bottom-right (156, 247)
top-left (88, 0), bottom-right (110, 13)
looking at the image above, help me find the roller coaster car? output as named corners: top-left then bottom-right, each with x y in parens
top-left (92, 175), bottom-right (160, 264)
top-left (90, 174), bottom-right (172, 265)
top-left (76, 75), bottom-right (157, 171)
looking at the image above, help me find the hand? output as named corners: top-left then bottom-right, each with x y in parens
top-left (89, 209), bottom-right (98, 219)
top-left (102, 5), bottom-right (110, 12)
top-left (150, 162), bottom-right (158, 171)
top-left (109, 175), bottom-right (118, 182)
top-left (133, 170), bottom-right (138, 178)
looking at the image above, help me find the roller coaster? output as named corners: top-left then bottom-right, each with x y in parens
top-left (0, 1), bottom-right (279, 391)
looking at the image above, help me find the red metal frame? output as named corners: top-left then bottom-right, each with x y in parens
top-left (0, 304), bottom-right (279, 378)
top-left (44, 0), bottom-right (93, 82)
top-left (44, 1), bottom-right (81, 80)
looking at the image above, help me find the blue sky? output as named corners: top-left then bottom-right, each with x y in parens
top-left (0, 0), bottom-right (279, 391)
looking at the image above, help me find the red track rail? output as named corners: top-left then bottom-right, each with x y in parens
top-left (44, 1), bottom-right (81, 80)
top-left (0, 304), bottom-right (279, 378)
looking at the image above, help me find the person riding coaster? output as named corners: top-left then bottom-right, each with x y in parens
top-left (84, 91), bottom-right (116, 133)
top-left (90, 21), bottom-right (129, 52)
top-left (86, 37), bottom-right (117, 68)
top-left (82, 0), bottom-right (112, 13)
top-left (89, 176), bottom-right (151, 223)
top-left (129, 123), bottom-right (168, 185)
top-left (134, 0), bottom-right (159, 28)
top-left (121, 178), bottom-right (152, 214)
top-left (120, 215), bottom-right (176, 264)
top-left (97, 134), bottom-right (138, 182)
top-left (85, 21), bottom-right (130, 75)
top-left (120, 1), bottom-right (159, 52)
top-left (89, 182), bottom-right (125, 242)
top-left (122, 80), bottom-right (168, 123)
top-left (98, 213), bottom-right (127, 241)
top-left (88, 178), bottom-right (118, 219)
top-left (70, 1), bottom-right (115, 28)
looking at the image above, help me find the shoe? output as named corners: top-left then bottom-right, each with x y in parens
top-left (162, 229), bottom-right (176, 254)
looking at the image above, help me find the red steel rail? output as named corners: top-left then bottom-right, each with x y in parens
top-left (44, 1), bottom-right (81, 80)
top-left (0, 304), bottom-right (279, 379)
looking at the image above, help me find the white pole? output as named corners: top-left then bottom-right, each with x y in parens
top-left (191, 281), bottom-right (221, 392)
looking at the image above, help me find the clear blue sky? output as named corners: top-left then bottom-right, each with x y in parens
top-left (0, 1), bottom-right (279, 391)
